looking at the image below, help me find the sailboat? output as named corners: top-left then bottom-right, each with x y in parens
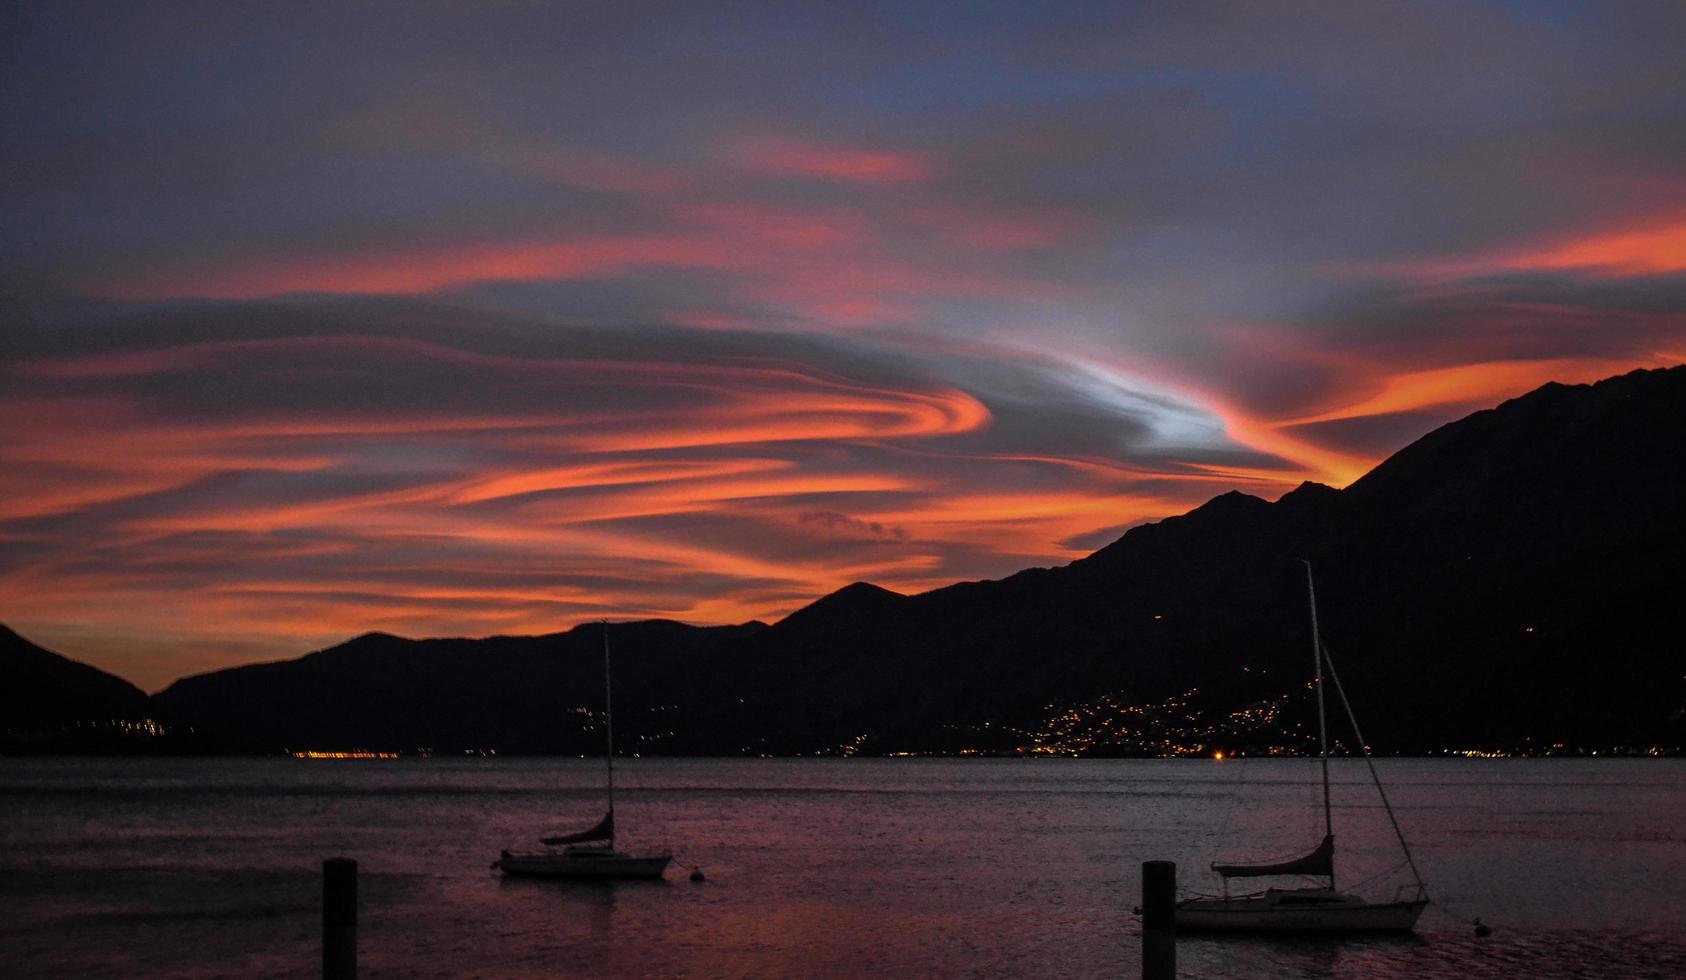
top-left (1174, 563), bottom-right (1429, 932)
top-left (495, 622), bottom-right (673, 879)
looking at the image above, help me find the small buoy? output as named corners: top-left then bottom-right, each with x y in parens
top-left (690, 866), bottom-right (706, 882)
top-left (1473, 917), bottom-right (1492, 938)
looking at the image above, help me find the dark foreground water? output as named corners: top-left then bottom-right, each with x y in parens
top-left (2, 757), bottom-right (1683, 978)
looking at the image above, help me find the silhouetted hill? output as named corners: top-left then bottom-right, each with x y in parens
top-left (681, 366), bottom-right (1686, 755)
top-left (1, 624), bottom-right (152, 745)
top-left (65, 365), bottom-right (1686, 755)
top-left (152, 620), bottom-right (764, 752)
top-left (773, 581), bottom-right (907, 634)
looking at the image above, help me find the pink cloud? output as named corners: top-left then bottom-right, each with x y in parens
top-left (1344, 215), bottom-right (1686, 282)
top-left (734, 136), bottom-right (935, 184)
top-left (673, 201), bottom-right (870, 250)
top-left (1498, 219), bottom-right (1686, 276)
top-left (107, 235), bottom-right (750, 300)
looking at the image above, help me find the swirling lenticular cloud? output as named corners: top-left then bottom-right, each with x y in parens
top-left (0, 305), bottom-right (1249, 684)
top-left (3, 2), bottom-right (1685, 688)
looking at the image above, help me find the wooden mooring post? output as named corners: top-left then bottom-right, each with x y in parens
top-left (323, 858), bottom-right (357, 980)
top-left (1141, 860), bottom-right (1176, 980)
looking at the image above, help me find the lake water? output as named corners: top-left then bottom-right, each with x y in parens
top-left (2, 757), bottom-right (1682, 978)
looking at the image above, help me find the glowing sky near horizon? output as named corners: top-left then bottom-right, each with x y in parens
top-left (3, 2), bottom-right (1685, 690)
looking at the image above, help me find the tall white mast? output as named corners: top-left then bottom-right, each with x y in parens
top-left (602, 620), bottom-right (615, 848)
top-left (1321, 641), bottom-right (1427, 895)
top-left (1305, 561), bottom-right (1334, 888)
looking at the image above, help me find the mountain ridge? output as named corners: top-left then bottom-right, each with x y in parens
top-left (9, 365), bottom-right (1685, 754)
top-left (1, 624), bottom-right (154, 747)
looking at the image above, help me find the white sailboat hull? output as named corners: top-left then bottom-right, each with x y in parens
top-left (1176, 889), bottom-right (1427, 933)
top-left (495, 623), bottom-right (676, 882)
top-left (1171, 566), bottom-right (1432, 935)
top-left (498, 847), bottom-right (671, 879)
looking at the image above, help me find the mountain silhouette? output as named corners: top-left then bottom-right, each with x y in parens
top-left (152, 620), bottom-right (763, 752)
top-left (16, 365), bottom-right (1686, 754)
top-left (1, 624), bottom-right (152, 746)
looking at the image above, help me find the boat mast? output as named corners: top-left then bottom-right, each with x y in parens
top-left (1320, 642), bottom-right (1427, 895)
top-left (1304, 561), bottom-right (1334, 889)
top-left (602, 620), bottom-right (615, 848)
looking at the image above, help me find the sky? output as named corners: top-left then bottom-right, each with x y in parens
top-left (3, 2), bottom-right (1685, 690)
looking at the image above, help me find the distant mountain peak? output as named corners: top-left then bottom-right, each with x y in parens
top-left (1, 624), bottom-right (152, 734)
top-left (1277, 480), bottom-right (1341, 512)
top-left (1283, 480), bottom-right (1338, 499)
top-left (1346, 362), bottom-right (1685, 503)
top-left (773, 580), bottom-right (906, 631)
top-left (1175, 489), bottom-right (1271, 525)
top-left (834, 581), bottom-right (905, 601)
top-left (295, 630), bottom-right (413, 665)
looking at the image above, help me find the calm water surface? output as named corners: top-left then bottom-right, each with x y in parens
top-left (2, 757), bottom-right (1682, 978)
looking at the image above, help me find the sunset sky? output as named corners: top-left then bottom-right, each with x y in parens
top-left (4, 3), bottom-right (1684, 690)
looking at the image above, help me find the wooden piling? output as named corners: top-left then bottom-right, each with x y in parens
top-left (323, 858), bottom-right (357, 980)
top-left (1141, 860), bottom-right (1175, 980)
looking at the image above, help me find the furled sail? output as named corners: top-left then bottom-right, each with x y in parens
top-left (1212, 834), bottom-right (1333, 878)
top-left (542, 810), bottom-right (613, 846)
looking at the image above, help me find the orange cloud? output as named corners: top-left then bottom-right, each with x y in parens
top-left (674, 202), bottom-right (870, 251)
top-left (91, 129), bottom-right (1074, 340)
top-left (1499, 220), bottom-right (1686, 276)
top-left (735, 137), bottom-right (934, 184)
top-left (101, 194), bottom-right (1058, 331)
top-left (561, 386), bottom-right (990, 453)
top-left (1, 333), bottom-right (1025, 678)
top-left (1364, 216), bottom-right (1686, 282)
top-left (448, 459), bottom-right (790, 505)
top-left (1278, 357), bottom-right (1666, 427)
top-left (862, 489), bottom-right (1182, 562)
top-left (1178, 352), bottom-right (1683, 499)
top-left (10, 293), bottom-right (1674, 692)
top-left (109, 235), bottom-right (748, 301)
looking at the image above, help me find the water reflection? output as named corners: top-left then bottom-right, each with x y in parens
top-left (1183, 931), bottom-right (1426, 978)
top-left (2, 757), bottom-right (1683, 978)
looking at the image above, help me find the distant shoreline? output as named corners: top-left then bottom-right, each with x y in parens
top-left (4, 747), bottom-right (1681, 760)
